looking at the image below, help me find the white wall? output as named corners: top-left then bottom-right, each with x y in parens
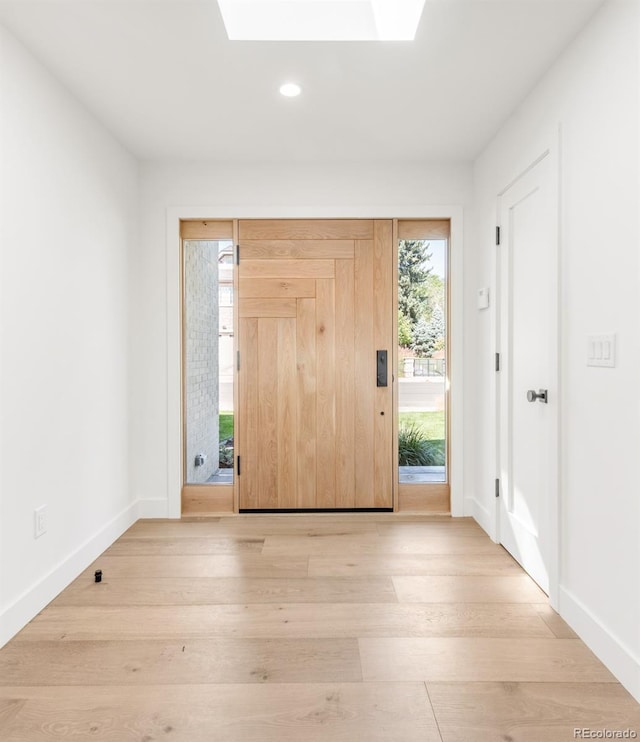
top-left (470, 0), bottom-right (640, 700)
top-left (0, 25), bottom-right (139, 645)
top-left (133, 162), bottom-right (473, 516)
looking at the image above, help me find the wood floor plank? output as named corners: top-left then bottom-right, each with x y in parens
top-left (393, 575), bottom-right (547, 603)
top-left (427, 682), bottom-right (640, 742)
top-left (128, 515), bottom-right (463, 539)
top-left (262, 533), bottom-right (505, 556)
top-left (52, 576), bottom-right (397, 607)
top-left (533, 603), bottom-right (579, 638)
top-left (127, 517), bottom-right (379, 538)
top-left (308, 553), bottom-right (525, 577)
top-left (122, 520), bottom-right (233, 538)
top-left (359, 638), bottom-right (618, 682)
top-left (79, 554), bottom-right (309, 580)
top-left (375, 520), bottom-right (487, 536)
top-left (0, 639), bottom-right (362, 685)
top-left (16, 604), bottom-right (554, 641)
top-left (104, 537), bottom-right (264, 556)
top-left (0, 698), bottom-right (26, 736)
top-left (0, 683), bottom-right (441, 742)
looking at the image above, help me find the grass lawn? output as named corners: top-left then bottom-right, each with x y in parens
top-left (219, 412), bottom-right (234, 441)
top-left (398, 410), bottom-right (445, 440)
top-left (399, 411), bottom-right (445, 465)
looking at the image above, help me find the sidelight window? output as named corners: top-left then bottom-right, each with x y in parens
top-left (397, 222), bottom-right (449, 486)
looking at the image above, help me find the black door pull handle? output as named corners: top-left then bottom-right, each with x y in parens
top-left (377, 350), bottom-right (388, 387)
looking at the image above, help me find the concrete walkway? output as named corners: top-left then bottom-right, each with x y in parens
top-left (398, 377), bottom-right (445, 412)
top-left (399, 465), bottom-right (446, 484)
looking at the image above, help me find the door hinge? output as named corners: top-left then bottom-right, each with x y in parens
top-left (236, 350), bottom-right (240, 371)
top-left (495, 352), bottom-right (500, 372)
top-left (235, 244), bottom-right (240, 265)
top-left (237, 456), bottom-right (241, 476)
top-left (496, 226), bottom-right (501, 246)
top-left (495, 478), bottom-right (500, 498)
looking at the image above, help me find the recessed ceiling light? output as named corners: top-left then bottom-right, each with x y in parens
top-left (217, 0), bottom-right (426, 41)
top-left (279, 82), bottom-right (302, 97)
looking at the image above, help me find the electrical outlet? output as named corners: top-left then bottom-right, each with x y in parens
top-left (34, 505), bottom-right (47, 538)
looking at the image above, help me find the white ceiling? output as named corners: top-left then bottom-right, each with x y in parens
top-left (0, 0), bottom-right (604, 163)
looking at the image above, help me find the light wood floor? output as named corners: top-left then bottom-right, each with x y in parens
top-left (1, 515), bottom-right (638, 741)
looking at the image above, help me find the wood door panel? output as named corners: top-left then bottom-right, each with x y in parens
top-left (354, 240), bottom-right (375, 508)
top-left (257, 319), bottom-right (279, 509)
top-left (180, 220), bottom-right (233, 240)
top-left (239, 278), bottom-right (316, 299)
top-left (241, 240), bottom-right (355, 259)
top-left (373, 221), bottom-right (394, 507)
top-left (335, 259), bottom-right (356, 508)
top-left (316, 278), bottom-right (336, 508)
top-left (398, 220), bottom-right (450, 241)
top-left (238, 220), bottom-right (392, 511)
top-left (240, 259), bottom-right (335, 279)
top-left (238, 319), bottom-right (259, 509)
top-left (276, 319), bottom-right (297, 509)
top-left (239, 298), bottom-right (297, 318)
top-left (240, 219), bottom-right (374, 241)
top-left (296, 297), bottom-right (317, 508)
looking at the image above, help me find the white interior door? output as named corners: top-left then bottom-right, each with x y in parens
top-left (497, 152), bottom-right (558, 595)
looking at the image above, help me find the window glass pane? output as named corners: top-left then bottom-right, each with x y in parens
top-left (398, 238), bottom-right (447, 483)
top-left (184, 239), bottom-right (234, 484)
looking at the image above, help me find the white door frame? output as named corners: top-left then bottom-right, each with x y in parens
top-left (494, 134), bottom-right (561, 609)
top-left (165, 205), bottom-right (465, 519)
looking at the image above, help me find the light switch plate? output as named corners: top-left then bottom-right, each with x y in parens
top-left (587, 334), bottom-right (616, 367)
top-left (477, 287), bottom-right (490, 310)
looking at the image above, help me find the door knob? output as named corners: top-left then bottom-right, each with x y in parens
top-left (527, 389), bottom-right (548, 404)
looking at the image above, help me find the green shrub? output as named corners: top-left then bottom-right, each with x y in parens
top-left (219, 438), bottom-right (234, 468)
top-left (398, 422), bottom-right (444, 466)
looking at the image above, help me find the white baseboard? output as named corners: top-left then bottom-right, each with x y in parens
top-left (0, 499), bottom-right (139, 649)
top-left (465, 495), bottom-right (496, 541)
top-left (559, 585), bottom-right (640, 702)
top-left (138, 498), bottom-right (171, 519)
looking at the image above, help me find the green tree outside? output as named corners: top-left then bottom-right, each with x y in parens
top-left (398, 310), bottom-right (413, 347)
top-left (398, 240), bottom-right (445, 357)
top-left (398, 240), bottom-right (432, 331)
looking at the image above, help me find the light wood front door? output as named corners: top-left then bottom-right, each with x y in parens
top-left (237, 219), bottom-right (393, 510)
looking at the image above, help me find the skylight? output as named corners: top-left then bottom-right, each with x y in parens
top-left (217, 0), bottom-right (426, 41)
